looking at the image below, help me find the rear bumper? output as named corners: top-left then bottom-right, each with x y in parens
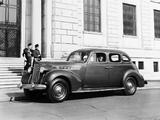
top-left (144, 81), bottom-right (148, 85)
top-left (17, 83), bottom-right (46, 90)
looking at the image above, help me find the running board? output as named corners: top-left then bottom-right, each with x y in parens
top-left (72, 87), bottom-right (124, 93)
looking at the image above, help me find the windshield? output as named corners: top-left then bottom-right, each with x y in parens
top-left (67, 51), bottom-right (90, 62)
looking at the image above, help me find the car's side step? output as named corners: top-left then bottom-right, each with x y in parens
top-left (72, 87), bottom-right (124, 93)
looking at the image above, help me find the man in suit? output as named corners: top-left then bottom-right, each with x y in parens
top-left (32, 44), bottom-right (42, 62)
top-left (22, 43), bottom-right (34, 70)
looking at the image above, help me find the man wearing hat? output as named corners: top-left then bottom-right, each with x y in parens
top-left (32, 44), bottom-right (42, 62)
top-left (22, 43), bottom-right (34, 70)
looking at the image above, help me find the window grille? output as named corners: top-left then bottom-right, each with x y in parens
top-left (153, 62), bottom-right (159, 72)
top-left (123, 3), bottom-right (136, 36)
top-left (84, 0), bottom-right (101, 32)
top-left (138, 61), bottom-right (144, 70)
top-left (154, 10), bottom-right (160, 38)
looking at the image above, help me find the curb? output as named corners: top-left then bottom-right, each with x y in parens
top-left (138, 86), bottom-right (160, 90)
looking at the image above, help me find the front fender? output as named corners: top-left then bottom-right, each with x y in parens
top-left (122, 70), bottom-right (145, 87)
top-left (44, 70), bottom-right (82, 91)
top-left (21, 73), bottom-right (32, 84)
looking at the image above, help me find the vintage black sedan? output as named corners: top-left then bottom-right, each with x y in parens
top-left (18, 48), bottom-right (147, 102)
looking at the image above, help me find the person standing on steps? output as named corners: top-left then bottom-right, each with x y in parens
top-left (22, 43), bottom-right (34, 70)
top-left (32, 44), bottom-right (42, 62)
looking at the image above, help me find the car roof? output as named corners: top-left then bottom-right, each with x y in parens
top-left (73, 48), bottom-right (128, 56)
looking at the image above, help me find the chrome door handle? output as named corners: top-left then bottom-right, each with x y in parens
top-left (105, 66), bottom-right (113, 69)
top-left (104, 66), bottom-right (109, 69)
top-left (109, 66), bottom-right (113, 69)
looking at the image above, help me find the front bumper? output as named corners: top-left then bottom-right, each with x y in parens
top-left (17, 83), bottom-right (46, 90)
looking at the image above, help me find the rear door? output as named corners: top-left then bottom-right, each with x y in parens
top-left (84, 52), bottom-right (109, 88)
top-left (107, 53), bottom-right (123, 87)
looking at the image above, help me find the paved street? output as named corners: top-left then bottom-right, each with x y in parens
top-left (0, 89), bottom-right (160, 120)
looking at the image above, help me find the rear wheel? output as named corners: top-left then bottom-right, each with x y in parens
top-left (123, 77), bottom-right (137, 95)
top-left (47, 78), bottom-right (69, 103)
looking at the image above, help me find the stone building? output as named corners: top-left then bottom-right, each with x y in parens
top-left (0, 0), bottom-right (160, 81)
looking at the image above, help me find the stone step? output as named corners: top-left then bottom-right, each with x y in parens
top-left (0, 64), bottom-right (24, 68)
top-left (0, 71), bottom-right (13, 73)
top-left (0, 78), bottom-right (21, 89)
top-left (0, 81), bottom-right (20, 85)
top-left (0, 58), bottom-right (23, 88)
top-left (0, 71), bottom-right (21, 73)
top-left (0, 84), bottom-right (19, 89)
top-left (0, 76), bottom-right (22, 79)
top-left (0, 59), bottom-right (23, 63)
top-left (0, 78), bottom-right (21, 82)
top-left (0, 67), bottom-right (23, 71)
top-left (0, 73), bottom-right (21, 76)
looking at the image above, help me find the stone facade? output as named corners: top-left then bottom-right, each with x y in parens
top-left (23, 0), bottom-right (160, 80)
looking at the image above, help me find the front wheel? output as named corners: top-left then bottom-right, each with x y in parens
top-left (47, 78), bottom-right (69, 103)
top-left (123, 77), bottom-right (137, 95)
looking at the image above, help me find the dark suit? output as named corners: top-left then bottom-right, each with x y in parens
top-left (32, 49), bottom-right (42, 62)
top-left (22, 48), bottom-right (33, 70)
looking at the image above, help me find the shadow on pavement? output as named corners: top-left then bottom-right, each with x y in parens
top-left (5, 90), bottom-right (125, 103)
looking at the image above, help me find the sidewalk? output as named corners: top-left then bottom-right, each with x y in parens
top-left (0, 81), bottom-right (160, 102)
top-left (138, 80), bottom-right (160, 90)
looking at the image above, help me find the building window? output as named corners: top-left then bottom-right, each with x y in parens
top-left (84, 0), bottom-right (101, 32)
top-left (123, 3), bottom-right (136, 36)
top-left (153, 62), bottom-right (159, 72)
top-left (138, 61), bottom-right (144, 70)
top-left (154, 10), bottom-right (160, 38)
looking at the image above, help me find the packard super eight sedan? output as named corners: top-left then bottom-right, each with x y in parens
top-left (18, 48), bottom-right (147, 102)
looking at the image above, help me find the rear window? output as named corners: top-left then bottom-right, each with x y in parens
top-left (122, 55), bottom-right (130, 62)
top-left (109, 53), bottom-right (121, 62)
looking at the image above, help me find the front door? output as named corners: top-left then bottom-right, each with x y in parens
top-left (84, 52), bottom-right (109, 88)
top-left (0, 0), bottom-right (21, 57)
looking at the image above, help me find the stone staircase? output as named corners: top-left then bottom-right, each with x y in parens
top-left (0, 58), bottom-right (24, 89)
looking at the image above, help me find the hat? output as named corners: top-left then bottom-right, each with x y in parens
top-left (28, 43), bottom-right (32, 46)
top-left (35, 44), bottom-right (39, 48)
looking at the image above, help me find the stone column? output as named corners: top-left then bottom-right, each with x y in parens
top-left (31, 0), bottom-right (41, 52)
top-left (20, 0), bottom-right (26, 57)
top-left (43, 0), bottom-right (52, 58)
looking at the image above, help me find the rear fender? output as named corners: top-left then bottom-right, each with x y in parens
top-left (44, 70), bottom-right (82, 91)
top-left (122, 70), bottom-right (145, 87)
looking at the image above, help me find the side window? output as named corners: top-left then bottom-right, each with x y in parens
top-left (89, 52), bottom-right (106, 63)
top-left (122, 55), bottom-right (130, 62)
top-left (109, 53), bottom-right (121, 62)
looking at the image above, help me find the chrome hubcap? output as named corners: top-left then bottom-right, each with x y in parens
top-left (53, 83), bottom-right (65, 99)
top-left (126, 80), bottom-right (135, 93)
top-left (127, 82), bottom-right (133, 89)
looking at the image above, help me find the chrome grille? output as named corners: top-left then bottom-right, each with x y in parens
top-left (31, 63), bottom-right (40, 84)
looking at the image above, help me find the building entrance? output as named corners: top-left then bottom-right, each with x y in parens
top-left (0, 0), bottom-right (21, 57)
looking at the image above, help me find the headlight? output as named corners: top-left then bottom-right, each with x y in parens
top-left (40, 67), bottom-right (45, 73)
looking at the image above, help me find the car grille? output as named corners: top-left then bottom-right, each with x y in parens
top-left (31, 63), bottom-right (40, 84)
